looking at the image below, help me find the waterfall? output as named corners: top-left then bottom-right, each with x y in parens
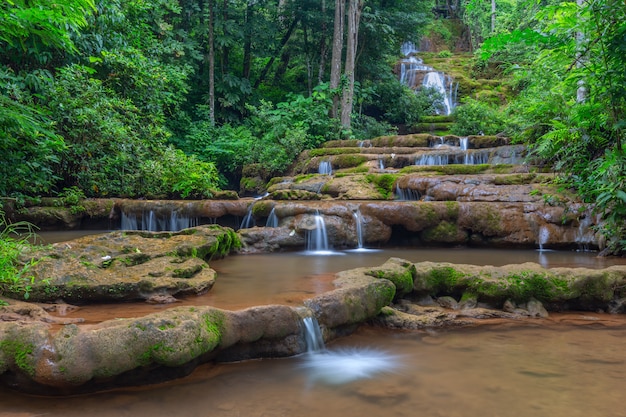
top-left (318, 160), bottom-right (333, 175)
top-left (353, 209), bottom-right (364, 249)
top-left (538, 226), bottom-right (550, 251)
top-left (266, 207), bottom-right (279, 228)
top-left (462, 150), bottom-right (490, 165)
top-left (120, 210), bottom-right (198, 232)
top-left (422, 71), bottom-right (457, 116)
top-left (306, 212), bottom-right (330, 252)
top-left (460, 137), bottom-right (469, 151)
top-left (378, 157), bottom-right (385, 170)
top-left (240, 206), bottom-right (255, 229)
top-left (298, 315), bottom-right (401, 385)
top-left (401, 41), bottom-right (418, 56)
top-left (415, 154), bottom-right (449, 166)
top-left (302, 316), bottom-right (325, 353)
top-left (395, 185), bottom-right (420, 201)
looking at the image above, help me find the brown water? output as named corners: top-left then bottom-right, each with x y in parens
top-left (2, 321), bottom-right (626, 417)
top-left (6, 232), bottom-right (626, 416)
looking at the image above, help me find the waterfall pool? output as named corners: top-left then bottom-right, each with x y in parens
top-left (6, 237), bottom-right (626, 416)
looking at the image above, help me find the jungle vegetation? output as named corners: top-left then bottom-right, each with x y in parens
top-left (1, 0), bottom-right (625, 253)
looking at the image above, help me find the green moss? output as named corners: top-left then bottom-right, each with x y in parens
top-left (0, 340), bottom-right (36, 376)
top-left (445, 201), bottom-right (459, 219)
top-left (309, 148), bottom-right (357, 157)
top-left (493, 173), bottom-right (537, 185)
top-left (422, 221), bottom-right (467, 243)
top-left (426, 266), bottom-right (464, 293)
top-left (365, 173), bottom-right (399, 199)
top-left (251, 201), bottom-right (271, 217)
top-left (332, 154), bottom-right (368, 168)
top-left (368, 263), bottom-right (415, 297)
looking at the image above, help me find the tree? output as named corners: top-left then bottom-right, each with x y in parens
top-left (340, 0), bottom-right (363, 130)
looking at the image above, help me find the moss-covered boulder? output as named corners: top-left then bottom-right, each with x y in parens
top-left (3, 225), bottom-right (241, 303)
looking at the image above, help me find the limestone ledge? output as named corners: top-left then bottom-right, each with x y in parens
top-left (0, 259), bottom-right (396, 395)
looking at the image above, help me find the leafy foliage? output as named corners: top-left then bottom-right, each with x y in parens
top-left (451, 98), bottom-right (507, 136)
top-left (0, 210), bottom-right (41, 300)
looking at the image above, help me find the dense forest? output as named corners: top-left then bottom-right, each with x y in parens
top-left (0, 0), bottom-right (625, 253)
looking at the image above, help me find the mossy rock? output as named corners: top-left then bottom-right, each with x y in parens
top-left (493, 173), bottom-right (537, 185)
top-left (370, 134), bottom-right (431, 148)
top-left (367, 258), bottom-right (416, 298)
top-left (332, 154), bottom-right (368, 169)
top-left (309, 148), bottom-right (360, 157)
top-left (469, 135), bottom-right (509, 148)
top-left (269, 189), bottom-right (322, 200)
top-left (421, 221), bottom-right (468, 244)
top-left (399, 164), bottom-right (491, 175)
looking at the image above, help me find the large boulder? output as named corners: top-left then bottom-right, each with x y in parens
top-left (3, 225), bottom-right (241, 303)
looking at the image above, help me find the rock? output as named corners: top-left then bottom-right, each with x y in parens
top-left (3, 225), bottom-right (240, 303)
top-left (527, 298), bottom-right (549, 318)
top-left (436, 296), bottom-right (459, 309)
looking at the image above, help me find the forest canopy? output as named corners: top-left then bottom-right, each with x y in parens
top-left (1, 0), bottom-right (625, 252)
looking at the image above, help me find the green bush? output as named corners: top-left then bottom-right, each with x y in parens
top-left (451, 98), bottom-right (507, 136)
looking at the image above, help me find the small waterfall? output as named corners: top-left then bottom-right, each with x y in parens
top-left (538, 226), bottom-right (550, 251)
top-left (240, 206), bottom-right (255, 229)
top-left (353, 209), bottom-right (364, 249)
top-left (460, 137), bottom-right (469, 151)
top-left (576, 216), bottom-right (594, 252)
top-left (456, 149), bottom-right (490, 165)
top-left (395, 185), bottom-right (420, 201)
top-left (318, 160), bottom-right (333, 175)
top-left (415, 154), bottom-right (449, 166)
top-left (422, 71), bottom-right (457, 116)
top-left (401, 41), bottom-right (418, 56)
top-left (378, 157), bottom-right (385, 170)
top-left (306, 211), bottom-right (330, 252)
top-left (265, 207), bottom-right (279, 228)
top-left (120, 210), bottom-right (198, 232)
top-left (298, 315), bottom-right (401, 385)
top-left (302, 316), bottom-right (325, 353)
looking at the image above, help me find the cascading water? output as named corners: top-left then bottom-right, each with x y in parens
top-left (538, 226), bottom-right (551, 251)
top-left (395, 185), bottom-right (420, 201)
top-left (240, 206), bottom-right (255, 229)
top-left (352, 209), bottom-right (364, 249)
top-left (298, 315), bottom-right (400, 385)
top-left (423, 71), bottom-right (457, 116)
top-left (318, 160), bottom-right (333, 175)
top-left (120, 210), bottom-right (198, 232)
top-left (305, 211), bottom-right (331, 253)
top-left (265, 207), bottom-right (279, 228)
top-left (398, 42), bottom-right (458, 115)
top-left (415, 154), bottom-right (449, 166)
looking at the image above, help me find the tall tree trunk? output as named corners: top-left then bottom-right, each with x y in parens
top-left (243, 0), bottom-right (254, 80)
top-left (317, 0), bottom-right (328, 85)
top-left (253, 17), bottom-right (299, 88)
top-left (491, 0), bottom-right (496, 33)
top-left (208, 0), bottom-right (215, 125)
top-left (576, 0), bottom-right (587, 103)
top-left (340, 0), bottom-right (362, 130)
top-left (329, 0), bottom-right (345, 119)
top-left (222, 0), bottom-right (229, 75)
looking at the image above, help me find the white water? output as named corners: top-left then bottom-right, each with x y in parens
top-left (395, 185), bottom-right (420, 201)
top-left (265, 207), bottom-right (279, 228)
top-left (305, 212), bottom-right (334, 254)
top-left (318, 160), bottom-right (333, 175)
top-left (538, 226), bottom-right (551, 251)
top-left (239, 206), bottom-right (255, 229)
top-left (423, 71), bottom-right (457, 116)
top-left (120, 210), bottom-right (198, 232)
top-left (415, 154), bottom-right (449, 166)
top-left (300, 316), bottom-right (399, 385)
top-left (352, 209), bottom-right (364, 249)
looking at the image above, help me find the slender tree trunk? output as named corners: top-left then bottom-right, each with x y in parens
top-left (254, 17), bottom-right (299, 88)
top-left (491, 0), bottom-right (496, 33)
top-left (243, 0), bottom-right (254, 80)
top-left (576, 0), bottom-right (587, 103)
top-left (222, 0), bottom-right (229, 75)
top-left (317, 0), bottom-right (328, 85)
top-left (340, 0), bottom-right (363, 130)
top-left (208, 0), bottom-right (215, 125)
top-left (329, 0), bottom-right (345, 119)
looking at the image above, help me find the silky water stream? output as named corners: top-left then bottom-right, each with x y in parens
top-left (3, 237), bottom-right (626, 417)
